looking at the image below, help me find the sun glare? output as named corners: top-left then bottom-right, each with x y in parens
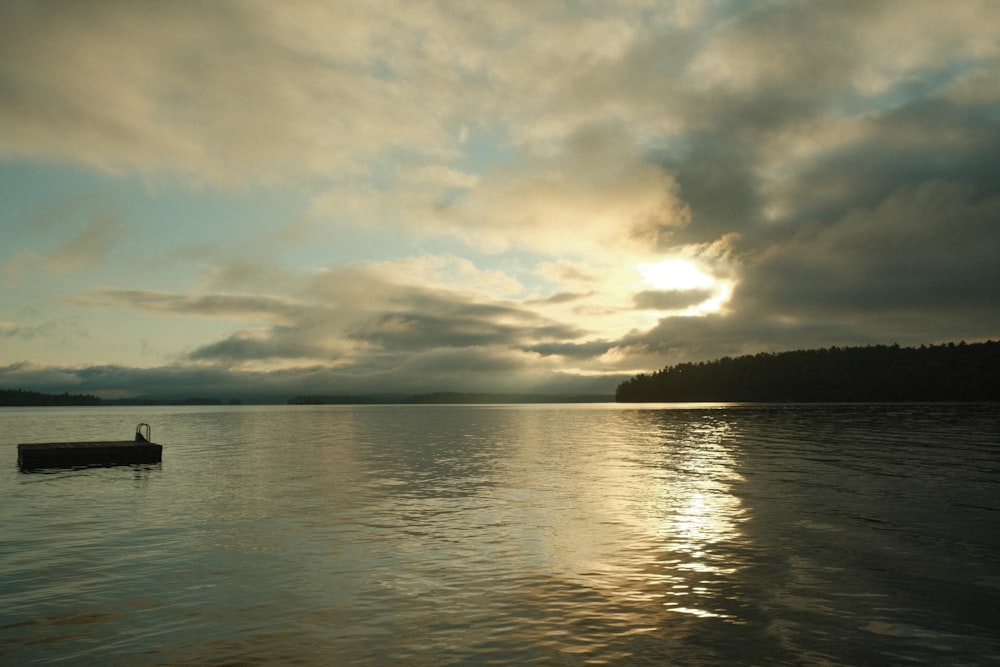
top-left (638, 259), bottom-right (714, 291)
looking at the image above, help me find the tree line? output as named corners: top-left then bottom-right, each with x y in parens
top-left (0, 389), bottom-right (242, 406)
top-left (0, 389), bottom-right (104, 406)
top-left (615, 341), bottom-right (1000, 402)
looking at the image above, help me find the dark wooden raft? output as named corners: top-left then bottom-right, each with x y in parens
top-left (18, 423), bottom-right (162, 469)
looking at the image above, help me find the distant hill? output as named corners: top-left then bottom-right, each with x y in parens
top-left (0, 390), bottom-right (239, 407)
top-left (615, 341), bottom-right (1000, 403)
top-left (0, 389), bottom-right (103, 406)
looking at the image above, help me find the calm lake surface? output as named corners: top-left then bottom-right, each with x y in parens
top-left (1, 403), bottom-right (998, 665)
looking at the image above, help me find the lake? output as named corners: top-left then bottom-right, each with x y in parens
top-left (1, 403), bottom-right (998, 665)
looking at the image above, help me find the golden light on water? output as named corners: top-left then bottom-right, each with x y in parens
top-left (507, 411), bottom-right (750, 630)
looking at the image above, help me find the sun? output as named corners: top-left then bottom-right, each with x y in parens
top-left (633, 258), bottom-right (734, 316)
top-left (637, 259), bottom-right (715, 291)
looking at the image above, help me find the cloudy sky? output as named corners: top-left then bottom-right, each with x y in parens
top-left (2, 0), bottom-right (999, 399)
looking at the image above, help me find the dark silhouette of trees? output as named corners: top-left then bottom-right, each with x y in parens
top-left (0, 389), bottom-right (103, 406)
top-left (0, 390), bottom-right (229, 406)
top-left (615, 341), bottom-right (1000, 402)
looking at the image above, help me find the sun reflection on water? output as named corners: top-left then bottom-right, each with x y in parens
top-left (4, 405), bottom-right (997, 665)
top-left (604, 410), bottom-right (750, 625)
top-left (348, 406), bottom-right (758, 657)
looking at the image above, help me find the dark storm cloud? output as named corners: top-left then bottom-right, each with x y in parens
top-left (347, 309), bottom-right (582, 351)
top-left (739, 182), bottom-right (1000, 321)
top-left (187, 328), bottom-right (322, 363)
top-left (150, 270), bottom-right (592, 378)
top-left (526, 340), bottom-right (616, 360)
top-left (757, 97), bottom-right (1000, 236)
top-left (660, 139), bottom-right (764, 248)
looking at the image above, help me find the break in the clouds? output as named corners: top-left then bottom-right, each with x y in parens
top-left (1, 0), bottom-right (998, 398)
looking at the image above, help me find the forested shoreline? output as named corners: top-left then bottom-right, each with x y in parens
top-left (615, 341), bottom-right (1000, 402)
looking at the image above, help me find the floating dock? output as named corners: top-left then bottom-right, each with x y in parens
top-left (18, 423), bottom-right (162, 469)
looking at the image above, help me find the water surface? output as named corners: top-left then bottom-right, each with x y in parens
top-left (1, 403), bottom-right (998, 664)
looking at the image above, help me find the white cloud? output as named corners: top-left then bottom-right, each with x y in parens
top-left (365, 255), bottom-right (523, 299)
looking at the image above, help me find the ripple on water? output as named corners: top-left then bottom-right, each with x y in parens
top-left (1, 403), bottom-right (998, 665)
